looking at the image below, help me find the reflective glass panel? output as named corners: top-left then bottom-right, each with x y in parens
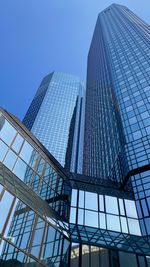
top-left (3, 150), bottom-right (17, 170)
top-left (82, 245), bottom-right (89, 267)
top-left (19, 141), bottom-right (34, 165)
top-left (99, 195), bottom-right (104, 212)
top-left (70, 243), bottom-right (79, 267)
top-left (119, 199), bottom-right (125, 216)
top-left (78, 209), bottom-right (84, 225)
top-left (13, 158), bottom-right (29, 181)
top-left (70, 208), bottom-right (76, 224)
top-left (127, 218), bottom-right (141, 235)
top-left (106, 214), bottom-right (121, 232)
top-left (99, 213), bottom-right (106, 229)
top-left (79, 191), bottom-right (84, 208)
top-left (105, 196), bottom-right (119, 215)
top-left (85, 210), bottom-right (98, 228)
top-left (120, 217), bottom-right (128, 233)
top-left (85, 192), bottom-right (98, 211)
top-left (0, 116), bottom-right (17, 146)
top-left (0, 190), bottom-right (14, 234)
top-left (0, 140), bottom-right (8, 162)
top-left (125, 200), bottom-right (138, 218)
top-left (71, 189), bottom-right (77, 206)
top-left (12, 134), bottom-right (24, 153)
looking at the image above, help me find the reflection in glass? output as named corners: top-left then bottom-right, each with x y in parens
top-left (13, 158), bottom-right (28, 181)
top-left (99, 195), bottom-right (104, 212)
top-left (19, 141), bottom-right (33, 165)
top-left (119, 251), bottom-right (137, 267)
top-left (119, 199), bottom-right (125, 216)
top-left (70, 243), bottom-right (79, 267)
top-left (120, 217), bottom-right (128, 233)
top-left (0, 116), bottom-right (17, 146)
top-left (3, 150), bottom-right (17, 170)
top-left (71, 189), bottom-right (77, 206)
top-left (0, 191), bottom-right (14, 234)
top-left (127, 218), bottom-right (141, 236)
top-left (85, 192), bottom-right (98, 211)
top-left (106, 214), bottom-right (121, 232)
top-left (79, 191), bottom-right (84, 208)
top-left (91, 246), bottom-right (99, 266)
top-left (78, 209), bottom-right (84, 225)
top-left (70, 207), bottom-right (76, 224)
top-left (125, 200), bottom-right (138, 218)
top-left (12, 133), bottom-right (24, 153)
top-left (82, 245), bottom-right (90, 267)
top-left (0, 140), bottom-right (8, 162)
top-left (99, 213), bottom-right (106, 229)
top-left (85, 210), bottom-right (98, 228)
top-left (105, 196), bottom-right (119, 215)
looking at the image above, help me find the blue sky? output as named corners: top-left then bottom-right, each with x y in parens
top-left (0, 0), bottom-right (150, 120)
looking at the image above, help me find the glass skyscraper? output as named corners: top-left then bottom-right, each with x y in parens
top-left (0, 3), bottom-right (150, 267)
top-left (83, 3), bottom-right (150, 238)
top-left (23, 71), bottom-right (85, 173)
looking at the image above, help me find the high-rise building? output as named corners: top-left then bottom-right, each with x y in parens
top-left (84, 3), bottom-right (150, 183)
top-left (23, 71), bottom-right (85, 173)
top-left (0, 3), bottom-right (150, 267)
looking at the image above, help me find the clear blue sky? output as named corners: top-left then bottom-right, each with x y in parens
top-left (0, 0), bottom-right (150, 120)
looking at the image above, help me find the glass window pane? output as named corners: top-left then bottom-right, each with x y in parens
top-left (146, 256), bottom-right (150, 267)
top-left (13, 158), bottom-right (29, 181)
top-left (85, 210), bottom-right (98, 228)
top-left (0, 140), bottom-right (8, 162)
top-left (99, 213), bottom-right (106, 229)
top-left (12, 134), bottom-right (24, 153)
top-left (138, 256), bottom-right (146, 267)
top-left (19, 141), bottom-right (34, 165)
top-left (79, 190), bottom-right (84, 208)
top-left (85, 192), bottom-right (98, 211)
top-left (125, 200), bottom-right (138, 218)
top-left (0, 190), bottom-right (14, 234)
top-left (3, 150), bottom-right (17, 170)
top-left (70, 208), bottom-right (76, 224)
top-left (99, 195), bottom-right (104, 212)
top-left (106, 214), bottom-right (121, 232)
top-left (71, 189), bottom-right (78, 206)
top-left (82, 245), bottom-right (89, 267)
top-left (120, 217), bottom-right (128, 233)
top-left (127, 218), bottom-right (141, 236)
top-left (70, 243), bottom-right (79, 267)
top-left (99, 248), bottom-right (109, 267)
top-left (119, 199), bottom-right (125, 215)
top-left (91, 246), bottom-right (99, 266)
top-left (0, 116), bottom-right (17, 146)
top-left (119, 251), bottom-right (137, 267)
top-left (105, 196), bottom-right (119, 215)
top-left (78, 209), bottom-right (84, 225)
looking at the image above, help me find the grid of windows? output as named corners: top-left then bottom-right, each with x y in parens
top-left (23, 72), bottom-right (85, 173)
top-left (0, 113), bottom-right (71, 221)
top-left (70, 189), bottom-right (141, 236)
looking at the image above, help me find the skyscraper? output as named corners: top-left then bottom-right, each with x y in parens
top-left (84, 3), bottom-right (150, 180)
top-left (23, 71), bottom-right (85, 173)
top-left (83, 3), bottom-right (150, 239)
top-left (0, 3), bottom-right (150, 267)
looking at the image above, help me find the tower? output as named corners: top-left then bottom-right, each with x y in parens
top-left (23, 72), bottom-right (85, 173)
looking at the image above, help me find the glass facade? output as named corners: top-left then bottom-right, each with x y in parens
top-left (23, 72), bottom-right (85, 174)
top-left (0, 107), bottom-right (150, 266)
top-left (0, 3), bottom-right (150, 267)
